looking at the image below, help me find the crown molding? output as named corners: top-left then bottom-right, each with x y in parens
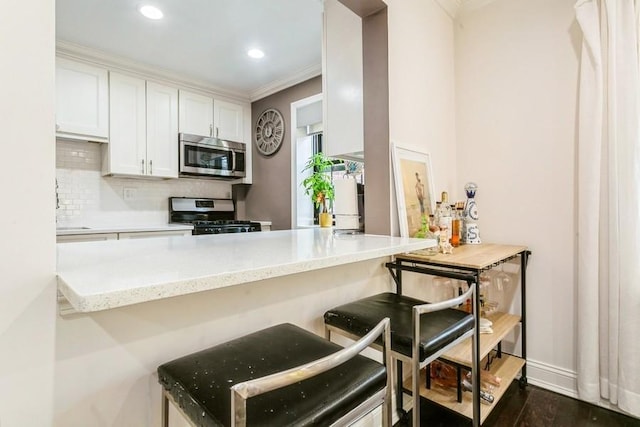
top-left (57, 40), bottom-right (322, 105)
top-left (56, 40), bottom-right (252, 103)
top-left (249, 64), bottom-right (322, 102)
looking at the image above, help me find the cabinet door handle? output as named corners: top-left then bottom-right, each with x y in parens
top-left (215, 127), bottom-right (219, 138)
top-left (149, 160), bottom-right (153, 175)
top-left (141, 159), bottom-right (145, 174)
top-left (209, 124), bottom-right (213, 137)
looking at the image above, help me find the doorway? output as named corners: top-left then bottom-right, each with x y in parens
top-left (290, 93), bottom-right (323, 228)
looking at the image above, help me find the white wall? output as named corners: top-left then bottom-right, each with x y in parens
top-left (0, 0), bottom-right (56, 425)
top-left (455, 0), bottom-right (580, 394)
top-left (387, 0), bottom-right (458, 207)
top-left (383, 0), bottom-right (458, 301)
top-left (387, 0), bottom-right (584, 398)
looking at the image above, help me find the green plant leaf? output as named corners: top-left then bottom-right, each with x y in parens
top-left (300, 152), bottom-right (335, 212)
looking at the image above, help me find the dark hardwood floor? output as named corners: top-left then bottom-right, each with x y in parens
top-left (395, 382), bottom-right (640, 426)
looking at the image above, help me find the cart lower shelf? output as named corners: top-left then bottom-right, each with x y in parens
top-left (403, 353), bottom-right (525, 424)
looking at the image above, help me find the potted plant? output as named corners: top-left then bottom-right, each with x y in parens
top-left (301, 152), bottom-right (335, 227)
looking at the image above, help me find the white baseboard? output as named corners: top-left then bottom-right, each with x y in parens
top-left (526, 358), bottom-right (578, 399)
top-left (526, 359), bottom-right (639, 420)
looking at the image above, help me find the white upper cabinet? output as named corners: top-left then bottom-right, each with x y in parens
top-left (178, 90), bottom-right (214, 137)
top-left (56, 58), bottom-right (109, 142)
top-left (146, 82), bottom-right (179, 178)
top-left (105, 72), bottom-right (147, 176)
top-left (104, 73), bottom-right (178, 178)
top-left (214, 99), bottom-right (244, 142)
top-left (179, 90), bottom-right (244, 142)
top-left (322, 0), bottom-right (364, 160)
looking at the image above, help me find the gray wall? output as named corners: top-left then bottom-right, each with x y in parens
top-left (361, 5), bottom-right (389, 235)
top-left (245, 76), bottom-right (322, 230)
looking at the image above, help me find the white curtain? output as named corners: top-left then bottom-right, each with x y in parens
top-left (575, 0), bottom-right (640, 417)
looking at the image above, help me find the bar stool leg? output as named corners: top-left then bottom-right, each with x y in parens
top-left (161, 391), bottom-right (169, 427)
top-left (396, 360), bottom-right (406, 420)
top-left (412, 353), bottom-right (420, 427)
top-left (382, 323), bottom-right (393, 427)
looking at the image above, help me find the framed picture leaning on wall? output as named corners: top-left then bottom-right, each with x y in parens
top-left (391, 143), bottom-right (436, 238)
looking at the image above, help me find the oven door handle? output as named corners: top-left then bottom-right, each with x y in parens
top-left (231, 150), bottom-right (237, 172)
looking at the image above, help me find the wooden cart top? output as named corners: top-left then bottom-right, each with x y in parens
top-left (396, 243), bottom-right (528, 270)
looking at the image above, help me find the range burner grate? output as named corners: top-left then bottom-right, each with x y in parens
top-left (169, 197), bottom-right (261, 235)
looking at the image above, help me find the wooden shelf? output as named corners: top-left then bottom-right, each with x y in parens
top-left (441, 311), bottom-right (521, 366)
top-left (391, 243), bottom-right (529, 424)
top-left (404, 353), bottom-right (525, 424)
top-left (397, 243), bottom-right (528, 270)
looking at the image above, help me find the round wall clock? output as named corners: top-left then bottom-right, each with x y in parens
top-left (255, 108), bottom-right (285, 156)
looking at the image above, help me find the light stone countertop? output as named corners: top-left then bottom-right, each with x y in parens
top-left (56, 223), bottom-right (194, 235)
top-left (56, 228), bottom-right (435, 313)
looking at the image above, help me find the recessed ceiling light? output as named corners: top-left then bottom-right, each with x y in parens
top-left (139, 5), bottom-right (163, 20)
top-left (247, 49), bottom-right (265, 59)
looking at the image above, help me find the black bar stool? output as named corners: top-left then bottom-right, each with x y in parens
top-left (158, 319), bottom-right (391, 427)
top-left (324, 285), bottom-right (477, 426)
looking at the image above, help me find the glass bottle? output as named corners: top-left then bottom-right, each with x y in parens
top-left (434, 201), bottom-right (442, 225)
top-left (423, 215), bottom-right (439, 255)
top-left (462, 182), bottom-right (481, 244)
top-left (428, 214), bottom-right (439, 235)
top-left (438, 192), bottom-right (452, 242)
top-left (457, 206), bottom-right (464, 244)
top-left (450, 206), bottom-right (461, 247)
top-left (433, 202), bottom-right (446, 251)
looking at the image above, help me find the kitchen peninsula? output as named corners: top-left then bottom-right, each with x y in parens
top-left (55, 229), bottom-right (433, 425)
top-left (57, 228), bottom-right (434, 313)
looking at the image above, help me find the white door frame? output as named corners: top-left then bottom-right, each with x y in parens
top-left (290, 93), bottom-right (323, 229)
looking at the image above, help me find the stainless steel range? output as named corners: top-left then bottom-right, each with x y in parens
top-left (169, 197), bottom-right (261, 235)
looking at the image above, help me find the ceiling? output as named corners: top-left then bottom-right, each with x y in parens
top-left (56, 0), bottom-right (324, 100)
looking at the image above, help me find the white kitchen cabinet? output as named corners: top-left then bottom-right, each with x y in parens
top-left (179, 90), bottom-right (244, 142)
top-left (57, 229), bottom-right (191, 243)
top-left (117, 230), bottom-right (191, 239)
top-left (55, 58), bottom-right (109, 142)
top-left (104, 72), bottom-right (147, 176)
top-left (214, 99), bottom-right (244, 142)
top-left (178, 90), bottom-right (214, 137)
top-left (146, 82), bottom-right (179, 178)
top-left (103, 73), bottom-right (178, 178)
top-left (322, 0), bottom-right (364, 160)
top-left (56, 233), bottom-right (118, 243)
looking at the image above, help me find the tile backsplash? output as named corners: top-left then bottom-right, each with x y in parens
top-left (56, 140), bottom-right (232, 226)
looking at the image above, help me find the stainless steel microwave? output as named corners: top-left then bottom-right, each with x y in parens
top-left (179, 133), bottom-right (246, 179)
